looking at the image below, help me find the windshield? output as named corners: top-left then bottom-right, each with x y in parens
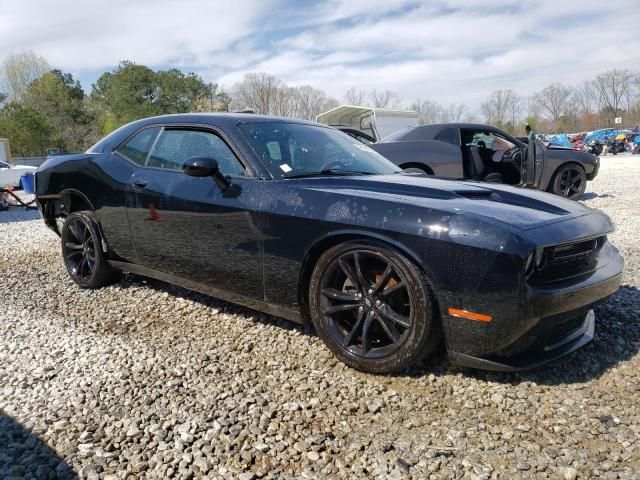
top-left (238, 122), bottom-right (401, 178)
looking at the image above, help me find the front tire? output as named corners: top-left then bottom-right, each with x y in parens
top-left (61, 212), bottom-right (120, 288)
top-left (309, 242), bottom-right (440, 373)
top-left (550, 164), bottom-right (587, 199)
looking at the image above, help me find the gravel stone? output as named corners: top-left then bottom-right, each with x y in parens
top-left (0, 156), bottom-right (639, 478)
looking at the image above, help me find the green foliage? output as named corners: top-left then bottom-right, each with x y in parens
top-left (0, 103), bottom-right (60, 156)
top-left (156, 69), bottom-right (210, 113)
top-left (192, 83), bottom-right (232, 112)
top-left (91, 62), bottom-right (158, 131)
top-left (90, 61), bottom-right (210, 134)
top-left (25, 70), bottom-right (97, 151)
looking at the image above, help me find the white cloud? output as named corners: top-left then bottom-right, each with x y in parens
top-left (0, 0), bottom-right (272, 69)
top-left (1, 0), bottom-right (638, 112)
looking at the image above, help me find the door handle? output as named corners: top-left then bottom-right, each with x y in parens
top-left (133, 179), bottom-right (148, 189)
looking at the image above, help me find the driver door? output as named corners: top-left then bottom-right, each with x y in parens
top-left (124, 125), bottom-right (264, 299)
top-left (522, 134), bottom-right (546, 187)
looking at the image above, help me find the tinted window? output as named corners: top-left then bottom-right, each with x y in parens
top-left (117, 127), bottom-right (160, 165)
top-left (148, 129), bottom-right (245, 176)
top-left (239, 122), bottom-right (400, 178)
top-left (435, 128), bottom-right (460, 146)
top-left (0, 161), bottom-right (9, 168)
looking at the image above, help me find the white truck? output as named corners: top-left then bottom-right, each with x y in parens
top-left (0, 138), bottom-right (37, 189)
top-left (316, 105), bottom-right (419, 142)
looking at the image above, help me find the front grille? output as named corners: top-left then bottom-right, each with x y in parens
top-left (529, 236), bottom-right (605, 286)
top-left (551, 238), bottom-right (598, 259)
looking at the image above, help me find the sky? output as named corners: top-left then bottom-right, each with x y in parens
top-left (1, 0), bottom-right (639, 114)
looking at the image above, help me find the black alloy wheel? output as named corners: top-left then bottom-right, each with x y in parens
top-left (61, 211), bottom-right (120, 288)
top-left (552, 164), bottom-right (587, 199)
top-left (309, 243), bottom-right (439, 373)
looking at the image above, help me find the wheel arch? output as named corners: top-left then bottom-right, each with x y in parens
top-left (547, 161), bottom-right (586, 192)
top-left (399, 162), bottom-right (434, 175)
top-left (297, 230), bottom-right (443, 323)
top-left (39, 189), bottom-right (96, 236)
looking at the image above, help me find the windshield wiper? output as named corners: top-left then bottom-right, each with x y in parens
top-left (283, 168), bottom-right (375, 179)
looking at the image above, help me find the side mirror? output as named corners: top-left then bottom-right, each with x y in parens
top-left (183, 156), bottom-right (219, 177)
top-left (183, 156), bottom-right (236, 195)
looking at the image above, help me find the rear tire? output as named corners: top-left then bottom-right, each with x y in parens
top-left (61, 211), bottom-right (120, 289)
top-left (550, 164), bottom-right (587, 199)
top-left (309, 242), bottom-right (440, 373)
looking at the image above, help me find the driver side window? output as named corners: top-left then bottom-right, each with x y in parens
top-left (467, 132), bottom-right (514, 151)
top-left (147, 128), bottom-right (246, 176)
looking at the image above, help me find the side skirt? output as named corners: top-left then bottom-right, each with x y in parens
top-left (108, 260), bottom-right (303, 324)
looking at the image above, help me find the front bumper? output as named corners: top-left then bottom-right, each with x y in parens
top-left (443, 241), bottom-right (623, 371)
top-left (448, 309), bottom-right (595, 371)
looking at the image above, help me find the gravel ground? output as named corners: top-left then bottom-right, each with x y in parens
top-left (1, 156), bottom-right (639, 480)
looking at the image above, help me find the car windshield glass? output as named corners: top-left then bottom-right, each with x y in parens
top-left (238, 122), bottom-right (401, 178)
top-left (0, 161), bottom-right (9, 168)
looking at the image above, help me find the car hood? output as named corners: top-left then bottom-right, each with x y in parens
top-left (12, 165), bottom-right (38, 171)
top-left (291, 174), bottom-right (594, 231)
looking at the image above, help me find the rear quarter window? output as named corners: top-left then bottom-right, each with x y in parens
top-left (116, 127), bottom-right (160, 165)
top-left (435, 128), bottom-right (460, 146)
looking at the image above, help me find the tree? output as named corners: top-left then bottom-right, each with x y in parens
top-left (441, 103), bottom-right (469, 123)
top-left (0, 103), bottom-right (58, 156)
top-left (344, 87), bottom-right (367, 106)
top-left (193, 83), bottom-right (232, 112)
top-left (91, 62), bottom-right (158, 131)
top-left (155, 69), bottom-right (210, 114)
top-left (90, 61), bottom-right (209, 133)
top-left (230, 73), bottom-right (283, 114)
top-left (481, 89), bottom-right (519, 128)
top-left (410, 99), bottom-right (442, 125)
top-left (230, 73), bottom-right (338, 120)
top-left (0, 50), bottom-right (51, 103)
top-left (26, 70), bottom-right (98, 151)
top-left (289, 85), bottom-right (338, 120)
top-left (369, 89), bottom-right (401, 109)
top-left (531, 83), bottom-right (572, 122)
top-left (592, 69), bottom-right (634, 118)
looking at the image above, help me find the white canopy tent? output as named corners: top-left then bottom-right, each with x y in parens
top-left (316, 105), bottom-right (419, 140)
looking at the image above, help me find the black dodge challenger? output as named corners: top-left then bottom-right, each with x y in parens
top-left (370, 123), bottom-right (600, 199)
top-left (35, 114), bottom-right (623, 373)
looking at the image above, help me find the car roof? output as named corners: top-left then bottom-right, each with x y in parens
top-left (131, 112), bottom-right (320, 128)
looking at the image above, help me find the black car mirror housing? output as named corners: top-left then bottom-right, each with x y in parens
top-left (183, 156), bottom-right (219, 177)
top-left (183, 156), bottom-right (235, 195)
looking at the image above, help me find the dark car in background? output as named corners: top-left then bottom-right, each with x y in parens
top-left (36, 114), bottom-right (622, 373)
top-left (369, 123), bottom-right (600, 199)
